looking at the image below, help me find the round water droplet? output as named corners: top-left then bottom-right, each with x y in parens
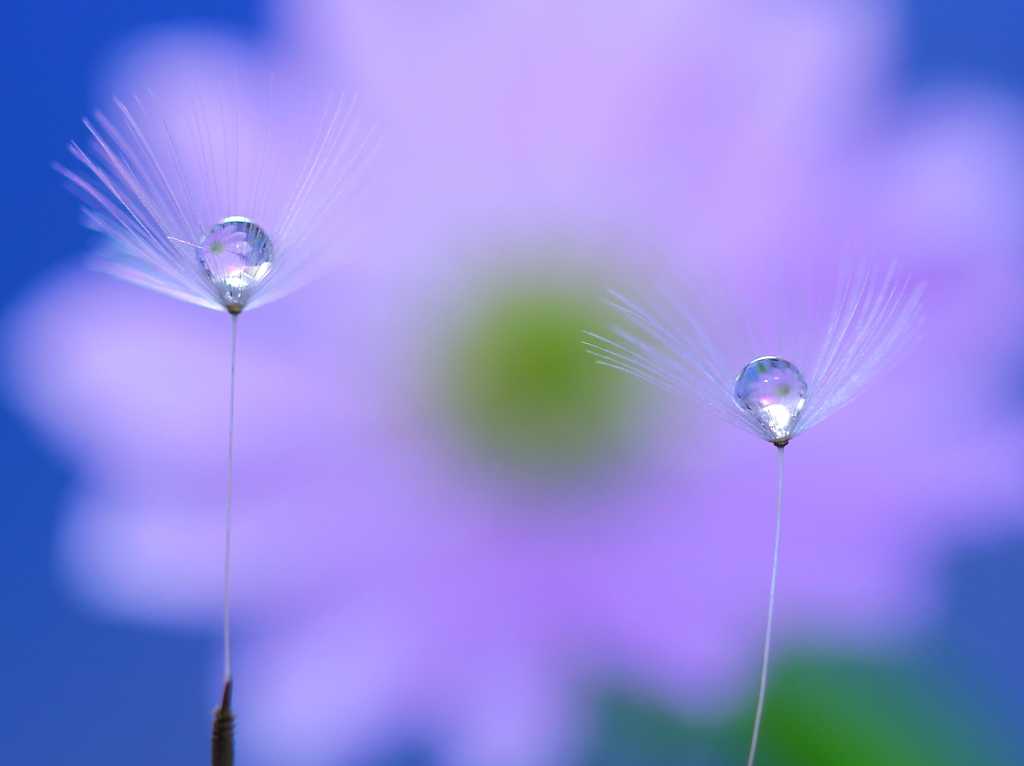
top-left (734, 356), bottom-right (807, 444)
top-left (198, 217), bottom-right (273, 312)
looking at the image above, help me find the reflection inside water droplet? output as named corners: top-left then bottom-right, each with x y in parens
top-left (734, 356), bottom-right (807, 444)
top-left (199, 217), bottom-right (273, 311)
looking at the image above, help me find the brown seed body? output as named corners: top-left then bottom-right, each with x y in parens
top-left (211, 679), bottom-right (235, 766)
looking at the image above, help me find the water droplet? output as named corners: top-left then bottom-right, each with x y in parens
top-left (199, 217), bottom-right (273, 311)
top-left (734, 356), bottom-right (807, 444)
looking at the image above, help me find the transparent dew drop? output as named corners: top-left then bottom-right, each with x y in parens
top-left (734, 356), bottom-right (807, 445)
top-left (198, 217), bottom-right (274, 313)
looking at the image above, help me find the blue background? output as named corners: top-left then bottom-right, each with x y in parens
top-left (1, 0), bottom-right (1022, 763)
top-left (0, 2), bottom-right (260, 763)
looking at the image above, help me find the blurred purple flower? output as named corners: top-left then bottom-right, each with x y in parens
top-left (8, 2), bottom-right (1024, 766)
top-left (202, 226), bottom-right (251, 259)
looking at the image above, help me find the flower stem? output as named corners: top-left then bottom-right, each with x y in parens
top-left (224, 311), bottom-right (237, 683)
top-left (213, 312), bottom-right (238, 766)
top-left (746, 444), bottom-right (784, 766)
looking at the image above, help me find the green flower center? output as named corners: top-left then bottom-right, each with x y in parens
top-left (444, 275), bottom-right (640, 476)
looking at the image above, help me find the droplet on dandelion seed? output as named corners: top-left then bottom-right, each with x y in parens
top-left (199, 217), bottom-right (274, 311)
top-left (734, 357), bottom-right (807, 444)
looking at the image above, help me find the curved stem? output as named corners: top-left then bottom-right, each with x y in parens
top-left (746, 444), bottom-right (784, 766)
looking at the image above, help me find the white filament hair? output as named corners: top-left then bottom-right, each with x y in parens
top-left (55, 85), bottom-right (375, 312)
top-left (586, 263), bottom-right (923, 442)
top-left (797, 263), bottom-right (923, 432)
top-left (586, 290), bottom-right (765, 437)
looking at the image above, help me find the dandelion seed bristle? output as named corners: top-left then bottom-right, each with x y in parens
top-left (587, 264), bottom-right (922, 443)
top-left (57, 86), bottom-right (376, 313)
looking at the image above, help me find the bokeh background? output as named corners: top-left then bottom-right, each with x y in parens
top-left (4, 1), bottom-right (1024, 765)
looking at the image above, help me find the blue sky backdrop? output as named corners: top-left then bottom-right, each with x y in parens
top-left (1, 0), bottom-right (1023, 764)
top-left (0, 3), bottom-right (260, 764)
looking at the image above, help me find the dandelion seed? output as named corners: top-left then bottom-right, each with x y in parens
top-left (57, 84), bottom-right (374, 765)
top-left (586, 263), bottom-right (923, 766)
